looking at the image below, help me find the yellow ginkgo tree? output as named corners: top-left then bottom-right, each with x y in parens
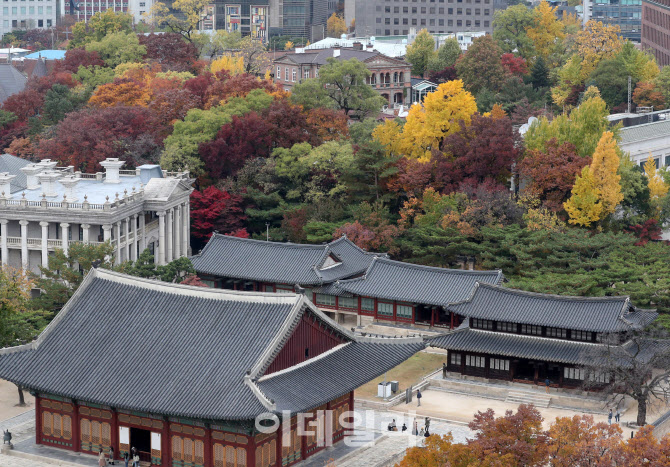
top-left (644, 155), bottom-right (669, 214)
top-left (564, 131), bottom-right (623, 227)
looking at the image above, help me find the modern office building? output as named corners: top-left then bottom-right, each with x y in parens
top-left (63, 0), bottom-right (152, 24)
top-left (0, 0), bottom-right (60, 38)
top-left (215, 0), bottom-right (269, 40)
top-left (642, 0), bottom-right (670, 65)
top-left (589, 0), bottom-right (641, 41)
top-left (349, 0), bottom-right (496, 37)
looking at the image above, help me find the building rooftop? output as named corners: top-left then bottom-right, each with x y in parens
top-left (22, 50), bottom-right (67, 60)
top-left (0, 63), bottom-right (28, 105)
top-left (619, 119), bottom-right (670, 145)
top-left (332, 257), bottom-right (504, 307)
top-left (0, 154), bottom-right (30, 193)
top-left (0, 268), bottom-right (423, 420)
top-left (191, 234), bottom-right (380, 285)
top-left (447, 283), bottom-right (657, 333)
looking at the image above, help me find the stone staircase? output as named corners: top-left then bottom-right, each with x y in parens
top-left (505, 390), bottom-right (551, 408)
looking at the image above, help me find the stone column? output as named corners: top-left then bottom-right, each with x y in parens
top-left (40, 221), bottom-right (49, 267)
top-left (158, 211), bottom-right (166, 266)
top-left (181, 203), bottom-right (188, 258)
top-left (115, 221), bottom-right (121, 264)
top-left (185, 203), bottom-right (190, 255)
top-left (123, 218), bottom-right (130, 263)
top-left (20, 220), bottom-right (29, 269)
top-left (60, 223), bottom-right (69, 256)
top-left (139, 213), bottom-right (146, 253)
top-left (103, 224), bottom-right (112, 243)
top-left (174, 206), bottom-right (181, 258)
top-left (81, 224), bottom-right (90, 244)
top-left (0, 219), bottom-right (7, 267)
top-left (166, 209), bottom-right (173, 263)
top-left (131, 215), bottom-right (139, 261)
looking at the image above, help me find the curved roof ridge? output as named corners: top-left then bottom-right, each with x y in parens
top-left (93, 268), bottom-right (302, 303)
top-left (208, 233), bottom-right (328, 250)
top-left (475, 282), bottom-right (631, 302)
top-left (336, 255), bottom-right (380, 284)
top-left (374, 257), bottom-right (502, 275)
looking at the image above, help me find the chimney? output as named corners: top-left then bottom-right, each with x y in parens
top-left (38, 170), bottom-right (62, 197)
top-left (352, 41), bottom-right (363, 50)
top-left (0, 173), bottom-right (16, 198)
top-left (20, 163), bottom-right (45, 190)
top-left (333, 48), bottom-right (341, 58)
top-left (59, 174), bottom-right (80, 202)
top-left (100, 158), bottom-right (126, 184)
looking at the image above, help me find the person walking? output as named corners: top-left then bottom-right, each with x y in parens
top-left (442, 363), bottom-right (447, 379)
top-left (109, 446), bottom-right (115, 465)
top-left (608, 409), bottom-right (613, 425)
top-left (615, 408), bottom-right (621, 424)
top-left (545, 377), bottom-right (551, 394)
top-left (123, 452), bottom-right (129, 467)
top-left (417, 389), bottom-right (422, 407)
top-left (402, 423), bottom-right (407, 432)
top-left (425, 417), bottom-right (431, 433)
top-left (413, 419), bottom-right (418, 436)
top-left (98, 450), bottom-right (106, 467)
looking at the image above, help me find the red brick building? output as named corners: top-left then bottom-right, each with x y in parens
top-left (642, 0), bottom-right (670, 66)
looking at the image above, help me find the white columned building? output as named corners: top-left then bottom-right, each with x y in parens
top-left (0, 155), bottom-right (193, 272)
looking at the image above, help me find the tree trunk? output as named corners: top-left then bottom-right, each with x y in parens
top-left (637, 397), bottom-right (647, 426)
top-left (16, 384), bottom-right (25, 406)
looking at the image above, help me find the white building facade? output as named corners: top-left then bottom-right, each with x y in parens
top-left (1, 0), bottom-right (58, 38)
top-left (0, 155), bottom-right (193, 273)
top-left (618, 118), bottom-right (670, 169)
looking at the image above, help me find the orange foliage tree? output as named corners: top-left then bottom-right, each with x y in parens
top-left (88, 78), bottom-right (152, 108)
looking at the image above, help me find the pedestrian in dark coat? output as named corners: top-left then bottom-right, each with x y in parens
top-left (417, 389), bottom-right (422, 407)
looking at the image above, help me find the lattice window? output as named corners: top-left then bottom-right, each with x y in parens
top-left (43, 411), bottom-right (53, 437)
top-left (53, 414), bottom-right (62, 438)
top-left (236, 447), bottom-right (246, 467)
top-left (255, 446), bottom-right (262, 467)
top-left (81, 419), bottom-right (91, 443)
top-left (225, 445), bottom-right (235, 467)
top-left (102, 423), bottom-right (111, 446)
top-left (92, 421), bottom-right (101, 444)
top-left (214, 444), bottom-right (225, 467)
top-left (63, 415), bottom-right (72, 440)
top-left (195, 440), bottom-right (204, 465)
top-left (172, 436), bottom-right (182, 461)
top-left (184, 437), bottom-right (194, 462)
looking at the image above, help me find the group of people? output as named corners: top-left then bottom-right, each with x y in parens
top-left (387, 417), bottom-right (431, 437)
top-left (98, 447), bottom-right (140, 467)
top-left (608, 408), bottom-right (622, 425)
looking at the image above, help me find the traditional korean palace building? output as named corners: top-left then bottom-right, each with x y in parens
top-left (0, 268), bottom-right (423, 467)
top-left (191, 234), bottom-right (504, 327)
top-left (430, 283), bottom-right (658, 388)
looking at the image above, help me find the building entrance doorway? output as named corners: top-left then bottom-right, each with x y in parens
top-left (513, 360), bottom-right (536, 383)
top-left (130, 427), bottom-right (151, 462)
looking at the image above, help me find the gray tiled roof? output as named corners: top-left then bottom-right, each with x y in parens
top-left (429, 327), bottom-right (607, 366)
top-left (448, 283), bottom-right (657, 333)
top-left (333, 257), bottom-right (504, 307)
top-left (0, 63), bottom-right (28, 105)
top-left (258, 337), bottom-right (424, 414)
top-left (619, 120), bottom-right (670, 145)
top-left (277, 49), bottom-right (382, 66)
top-left (191, 235), bottom-right (378, 285)
top-left (0, 269), bottom-right (419, 420)
top-left (0, 153), bottom-right (29, 193)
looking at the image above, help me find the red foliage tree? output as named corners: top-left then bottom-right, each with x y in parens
top-left (263, 98), bottom-right (316, 148)
top-left (189, 186), bottom-right (246, 244)
top-left (627, 219), bottom-right (663, 246)
top-left (501, 53), bottom-right (529, 76)
top-left (518, 139), bottom-right (589, 211)
top-left (36, 106), bottom-right (157, 172)
top-left (183, 73), bottom-right (214, 108)
top-left (281, 207), bottom-right (309, 243)
top-left (305, 107), bottom-right (349, 141)
top-left (428, 66), bottom-right (458, 84)
top-left (204, 73), bottom-right (275, 109)
top-left (436, 114), bottom-right (521, 193)
top-left (2, 89), bottom-right (44, 122)
top-left (139, 33), bottom-right (198, 72)
top-left (149, 87), bottom-right (200, 131)
top-left (180, 275), bottom-right (209, 287)
top-left (54, 48), bottom-right (104, 73)
top-left (387, 157), bottom-right (437, 198)
top-left (199, 112), bottom-right (273, 179)
top-left (0, 121), bottom-right (28, 154)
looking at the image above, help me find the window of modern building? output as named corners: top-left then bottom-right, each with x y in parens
top-left (403, 5), bottom-right (408, 11)
top-left (29, 6), bottom-right (33, 13)
top-left (11, 6), bottom-right (16, 13)
top-left (291, 69), bottom-right (296, 82)
top-left (457, 8), bottom-right (462, 13)
top-left (394, 6), bottom-right (399, 12)
top-left (439, 19), bottom-right (444, 25)
top-left (429, 18), bottom-right (434, 25)
top-left (376, 17), bottom-right (381, 22)
top-left (403, 18), bottom-right (408, 24)
top-left (385, 5), bottom-right (390, 11)
top-left (420, 18), bottom-right (426, 25)
top-left (412, 18), bottom-right (417, 24)
top-left (439, 7), bottom-right (444, 12)
top-left (421, 6), bottom-right (426, 12)
top-left (385, 18), bottom-right (390, 24)
top-left (394, 18), bottom-right (399, 24)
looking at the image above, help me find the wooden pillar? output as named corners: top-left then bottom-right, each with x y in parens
top-left (110, 410), bottom-right (118, 461)
top-left (248, 432), bottom-right (256, 467)
top-left (450, 311), bottom-right (455, 330)
top-left (35, 395), bottom-right (42, 445)
top-left (71, 402), bottom-right (80, 453)
top-left (161, 418), bottom-right (170, 467)
top-left (300, 418), bottom-right (307, 461)
top-left (533, 365), bottom-right (539, 385)
top-left (559, 365), bottom-right (564, 388)
top-left (373, 298), bottom-right (378, 321)
top-left (430, 308), bottom-right (435, 327)
top-left (203, 425), bottom-right (212, 467)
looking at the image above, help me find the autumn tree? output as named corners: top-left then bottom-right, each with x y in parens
top-left (55, 48), bottom-right (105, 73)
top-left (575, 20), bottom-right (624, 79)
top-left (70, 9), bottom-right (134, 47)
top-left (455, 35), bottom-right (505, 94)
top-left (291, 58), bottom-right (386, 117)
top-left (85, 31), bottom-right (147, 67)
top-left (519, 140), bottom-right (588, 212)
top-left (326, 13), bottom-right (347, 38)
top-left (527, 1), bottom-right (565, 61)
top-left (644, 155), bottom-right (669, 215)
top-left (150, 0), bottom-right (209, 41)
top-left (547, 415), bottom-right (623, 465)
top-left (394, 80), bottom-right (477, 161)
top-left (405, 29), bottom-right (436, 77)
top-left (88, 78), bottom-right (152, 108)
top-left (189, 186), bottom-right (246, 249)
top-left (211, 55), bottom-right (244, 75)
top-left (139, 33), bottom-right (199, 72)
top-left (437, 114), bottom-right (521, 192)
top-left (427, 38), bottom-right (461, 73)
